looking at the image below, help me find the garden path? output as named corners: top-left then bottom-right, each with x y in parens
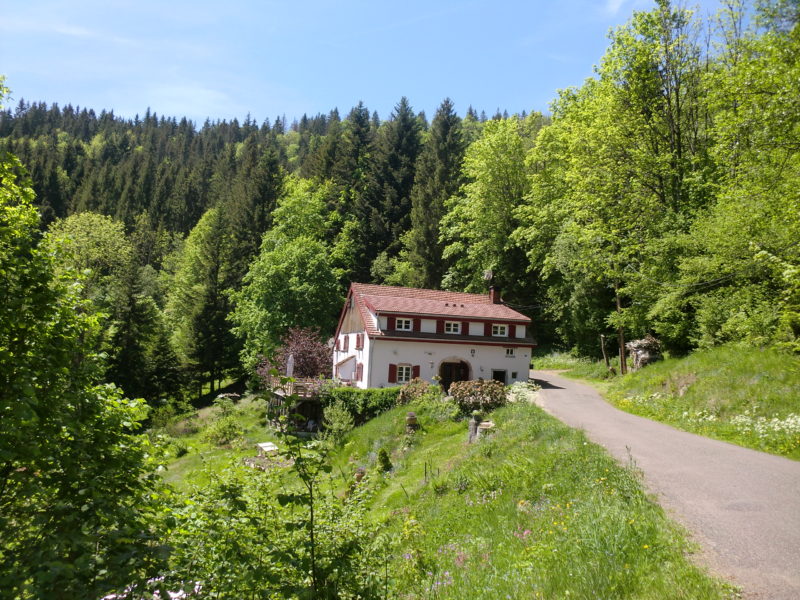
top-left (530, 369), bottom-right (800, 600)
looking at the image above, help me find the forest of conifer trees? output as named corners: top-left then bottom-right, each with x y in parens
top-left (2, 0), bottom-right (798, 410)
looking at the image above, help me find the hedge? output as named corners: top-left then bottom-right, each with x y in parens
top-left (319, 386), bottom-right (401, 425)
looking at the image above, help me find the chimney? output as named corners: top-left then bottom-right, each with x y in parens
top-left (489, 285), bottom-right (501, 304)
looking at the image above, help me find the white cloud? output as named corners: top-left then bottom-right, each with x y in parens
top-left (605, 0), bottom-right (627, 15)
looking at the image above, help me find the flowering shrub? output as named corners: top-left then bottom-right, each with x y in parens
top-left (398, 377), bottom-right (438, 404)
top-left (449, 379), bottom-right (507, 413)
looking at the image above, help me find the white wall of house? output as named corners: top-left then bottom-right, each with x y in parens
top-left (333, 327), bottom-right (374, 387)
top-left (367, 339), bottom-right (531, 389)
top-left (335, 306), bottom-right (531, 389)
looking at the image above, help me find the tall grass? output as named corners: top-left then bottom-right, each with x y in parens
top-left (333, 397), bottom-right (734, 599)
top-left (533, 351), bottom-right (620, 380)
top-left (608, 345), bottom-right (800, 459)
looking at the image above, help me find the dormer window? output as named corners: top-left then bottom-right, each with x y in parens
top-left (396, 318), bottom-right (412, 331)
top-left (444, 321), bottom-right (461, 334)
top-left (492, 324), bottom-right (508, 337)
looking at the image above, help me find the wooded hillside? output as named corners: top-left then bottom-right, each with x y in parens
top-left (1, 0), bottom-right (797, 407)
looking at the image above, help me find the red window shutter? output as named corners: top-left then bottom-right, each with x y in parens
top-left (462, 321), bottom-right (469, 335)
top-left (511, 324), bottom-right (517, 338)
top-left (344, 335), bottom-right (349, 351)
top-left (413, 318), bottom-right (421, 332)
top-left (356, 363), bottom-right (363, 381)
top-left (388, 363), bottom-right (397, 383)
top-left (335, 339), bottom-right (341, 351)
top-left (387, 316), bottom-right (396, 330)
top-left (412, 365), bottom-right (420, 379)
top-left (484, 322), bottom-right (492, 337)
top-left (436, 320), bottom-right (444, 334)
top-left (356, 333), bottom-right (363, 349)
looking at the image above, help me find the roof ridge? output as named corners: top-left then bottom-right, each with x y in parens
top-left (351, 282), bottom-right (491, 301)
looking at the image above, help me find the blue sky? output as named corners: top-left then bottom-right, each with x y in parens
top-left (1, 0), bottom-right (724, 124)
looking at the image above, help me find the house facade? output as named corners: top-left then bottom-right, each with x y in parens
top-left (332, 283), bottom-right (536, 389)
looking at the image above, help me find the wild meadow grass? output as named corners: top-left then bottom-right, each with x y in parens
top-left (607, 345), bottom-right (800, 460)
top-left (533, 351), bottom-right (620, 380)
top-left (333, 394), bottom-right (734, 599)
top-left (157, 394), bottom-right (278, 490)
top-left (155, 385), bottom-right (734, 597)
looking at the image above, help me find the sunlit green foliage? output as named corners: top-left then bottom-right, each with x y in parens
top-left (0, 129), bottom-right (161, 599)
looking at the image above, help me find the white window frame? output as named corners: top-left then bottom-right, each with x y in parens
top-left (505, 347), bottom-right (515, 357)
top-left (444, 321), bottom-right (461, 334)
top-left (492, 324), bottom-right (508, 337)
top-left (396, 318), bottom-right (412, 331)
top-left (397, 364), bottom-right (412, 383)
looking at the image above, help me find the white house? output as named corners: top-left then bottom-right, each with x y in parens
top-left (332, 283), bottom-right (536, 389)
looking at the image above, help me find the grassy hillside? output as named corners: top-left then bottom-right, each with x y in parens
top-left (157, 386), bottom-right (734, 598)
top-left (156, 395), bottom-right (278, 490)
top-left (606, 345), bottom-right (800, 459)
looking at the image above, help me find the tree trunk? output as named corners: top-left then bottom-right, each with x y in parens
top-left (615, 283), bottom-right (628, 375)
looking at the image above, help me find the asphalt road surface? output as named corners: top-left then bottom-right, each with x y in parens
top-left (530, 370), bottom-right (800, 600)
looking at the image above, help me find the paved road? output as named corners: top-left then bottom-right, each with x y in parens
top-left (530, 370), bottom-right (800, 600)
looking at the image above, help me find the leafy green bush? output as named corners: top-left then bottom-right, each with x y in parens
top-left (319, 386), bottom-right (401, 424)
top-left (202, 396), bottom-right (244, 446)
top-left (203, 417), bottom-right (244, 446)
top-left (162, 465), bottom-right (386, 598)
top-left (449, 379), bottom-right (507, 413)
top-left (377, 448), bottom-right (393, 472)
top-left (322, 399), bottom-right (354, 445)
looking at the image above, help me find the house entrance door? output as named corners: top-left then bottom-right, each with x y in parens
top-left (439, 360), bottom-right (470, 392)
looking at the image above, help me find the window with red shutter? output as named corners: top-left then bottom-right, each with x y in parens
top-left (388, 363), bottom-right (397, 383)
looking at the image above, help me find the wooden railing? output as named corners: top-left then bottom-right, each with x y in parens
top-left (265, 376), bottom-right (326, 399)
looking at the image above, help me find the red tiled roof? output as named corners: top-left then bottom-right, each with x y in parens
top-left (346, 283), bottom-right (530, 337)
